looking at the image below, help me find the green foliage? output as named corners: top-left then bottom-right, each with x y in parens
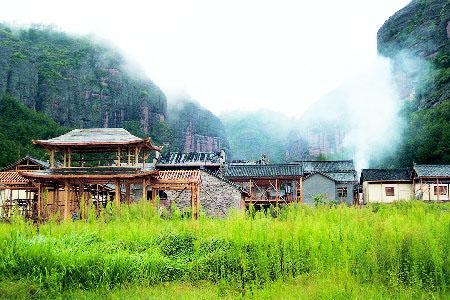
top-left (0, 93), bottom-right (67, 167)
top-left (385, 100), bottom-right (450, 167)
top-left (0, 201), bottom-right (448, 298)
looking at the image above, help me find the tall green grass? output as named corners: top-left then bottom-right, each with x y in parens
top-left (0, 201), bottom-right (448, 297)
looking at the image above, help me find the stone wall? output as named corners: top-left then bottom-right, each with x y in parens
top-left (164, 170), bottom-right (243, 217)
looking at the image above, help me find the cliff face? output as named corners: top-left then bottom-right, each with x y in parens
top-left (378, 0), bottom-right (450, 108)
top-left (0, 24), bottom-right (167, 131)
top-left (377, 0), bottom-right (450, 166)
top-left (167, 100), bottom-right (230, 153)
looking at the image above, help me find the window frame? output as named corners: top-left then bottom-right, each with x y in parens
top-left (337, 187), bottom-right (347, 198)
top-left (385, 187), bottom-right (395, 197)
top-left (433, 185), bottom-right (448, 196)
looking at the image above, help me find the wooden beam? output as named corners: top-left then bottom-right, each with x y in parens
top-left (151, 188), bottom-right (157, 205)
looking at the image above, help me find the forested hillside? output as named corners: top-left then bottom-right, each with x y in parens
top-left (0, 94), bottom-right (66, 166)
top-left (377, 0), bottom-right (450, 166)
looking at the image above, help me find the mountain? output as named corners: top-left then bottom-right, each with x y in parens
top-left (377, 0), bottom-right (450, 166)
top-left (167, 97), bottom-right (229, 154)
top-left (0, 24), bottom-right (167, 131)
top-left (220, 110), bottom-right (308, 162)
top-left (0, 24), bottom-right (228, 166)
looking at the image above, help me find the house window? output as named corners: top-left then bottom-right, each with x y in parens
top-left (337, 187), bottom-right (347, 198)
top-left (385, 187), bottom-right (395, 196)
top-left (434, 186), bottom-right (448, 195)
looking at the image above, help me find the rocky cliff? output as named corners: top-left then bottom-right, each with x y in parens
top-left (377, 0), bottom-right (450, 166)
top-left (0, 24), bottom-right (167, 131)
top-left (167, 99), bottom-right (229, 153)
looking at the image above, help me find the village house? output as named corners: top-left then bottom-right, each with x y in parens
top-left (224, 163), bottom-right (304, 206)
top-left (0, 156), bottom-right (50, 219)
top-left (412, 164), bottom-right (450, 202)
top-left (360, 169), bottom-right (413, 203)
top-left (300, 160), bottom-right (358, 204)
top-left (156, 151), bottom-right (246, 216)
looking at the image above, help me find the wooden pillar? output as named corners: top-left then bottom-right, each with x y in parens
top-left (436, 178), bottom-right (439, 201)
top-left (68, 148), bottom-right (72, 167)
top-left (63, 149), bottom-right (67, 167)
top-left (299, 176), bottom-right (303, 203)
top-left (275, 179), bottom-right (279, 205)
top-left (37, 183), bottom-right (41, 221)
top-left (142, 178), bottom-right (147, 201)
top-left (64, 181), bottom-right (70, 220)
top-left (151, 188), bottom-right (157, 205)
top-left (135, 147), bottom-right (139, 166)
top-left (191, 184), bottom-right (195, 219)
top-left (117, 147), bottom-right (121, 166)
top-left (50, 149), bottom-right (55, 169)
top-left (196, 183), bottom-right (200, 217)
top-left (125, 183), bottom-right (131, 204)
top-left (249, 179), bottom-right (253, 204)
top-left (79, 183), bottom-right (85, 218)
top-left (115, 180), bottom-right (121, 206)
top-left (127, 147), bottom-right (131, 166)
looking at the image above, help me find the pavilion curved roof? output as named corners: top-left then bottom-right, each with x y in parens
top-left (33, 128), bottom-right (161, 151)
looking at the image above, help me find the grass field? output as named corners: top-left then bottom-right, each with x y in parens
top-left (0, 201), bottom-right (448, 299)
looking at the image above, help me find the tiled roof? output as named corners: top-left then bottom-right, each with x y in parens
top-left (202, 169), bottom-right (249, 195)
top-left (36, 128), bottom-right (141, 144)
top-left (33, 128), bottom-right (161, 150)
top-left (1, 155), bottom-right (50, 171)
top-left (0, 172), bottom-right (29, 184)
top-left (303, 171), bottom-right (357, 183)
top-left (326, 172), bottom-right (357, 182)
top-left (301, 160), bottom-right (355, 173)
top-left (360, 169), bottom-right (411, 182)
top-left (413, 164), bottom-right (450, 178)
top-left (154, 170), bottom-right (201, 183)
top-left (158, 152), bottom-right (222, 166)
top-left (225, 164), bottom-right (303, 178)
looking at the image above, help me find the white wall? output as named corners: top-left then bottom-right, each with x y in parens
top-left (363, 182), bottom-right (413, 203)
top-left (415, 183), bottom-right (450, 201)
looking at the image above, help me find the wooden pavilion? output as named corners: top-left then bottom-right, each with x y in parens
top-left (20, 128), bottom-right (163, 221)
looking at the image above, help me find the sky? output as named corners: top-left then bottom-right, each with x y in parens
top-left (0, 0), bottom-right (410, 116)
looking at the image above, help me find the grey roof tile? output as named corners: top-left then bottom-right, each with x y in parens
top-left (414, 164), bottom-right (450, 177)
top-left (360, 169), bottom-right (411, 182)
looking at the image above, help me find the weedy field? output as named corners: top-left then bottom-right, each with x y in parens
top-left (0, 201), bottom-right (449, 299)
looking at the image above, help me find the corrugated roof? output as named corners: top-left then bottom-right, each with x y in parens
top-left (413, 164), bottom-right (450, 178)
top-left (158, 152), bottom-right (222, 166)
top-left (225, 164), bottom-right (303, 178)
top-left (0, 172), bottom-right (29, 184)
top-left (360, 169), bottom-right (411, 182)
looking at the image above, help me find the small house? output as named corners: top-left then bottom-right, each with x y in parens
top-left (360, 169), bottom-right (412, 203)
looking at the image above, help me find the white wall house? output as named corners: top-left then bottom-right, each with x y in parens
top-left (360, 169), bottom-right (413, 203)
top-left (413, 164), bottom-right (450, 202)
